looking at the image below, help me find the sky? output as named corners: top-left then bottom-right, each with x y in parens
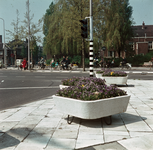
top-left (0, 0), bottom-right (153, 45)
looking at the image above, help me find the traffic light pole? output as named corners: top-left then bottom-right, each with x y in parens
top-left (89, 0), bottom-right (93, 77)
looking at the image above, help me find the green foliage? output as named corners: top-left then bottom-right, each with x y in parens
top-left (103, 0), bottom-right (134, 56)
top-left (43, 0), bottom-right (135, 66)
top-left (21, 45), bottom-right (27, 58)
top-left (113, 52), bottom-right (153, 66)
top-left (46, 58), bottom-right (52, 65)
top-left (71, 55), bottom-right (81, 65)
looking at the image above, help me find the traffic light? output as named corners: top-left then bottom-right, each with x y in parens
top-left (80, 19), bottom-right (88, 38)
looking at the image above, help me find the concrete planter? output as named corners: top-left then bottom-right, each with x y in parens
top-left (53, 95), bottom-right (130, 119)
top-left (59, 85), bottom-right (69, 89)
top-left (95, 73), bottom-right (102, 78)
top-left (100, 76), bottom-right (128, 85)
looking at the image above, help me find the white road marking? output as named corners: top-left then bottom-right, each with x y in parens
top-left (16, 76), bottom-right (25, 77)
top-left (0, 86), bottom-right (59, 90)
top-left (1, 80), bottom-right (4, 82)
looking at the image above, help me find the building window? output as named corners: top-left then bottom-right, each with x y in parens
top-left (108, 51), bottom-right (114, 57)
top-left (148, 41), bottom-right (152, 50)
top-left (0, 51), bottom-right (3, 55)
top-left (129, 42), bottom-right (134, 50)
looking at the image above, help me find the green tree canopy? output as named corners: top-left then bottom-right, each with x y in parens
top-left (103, 0), bottom-right (134, 57)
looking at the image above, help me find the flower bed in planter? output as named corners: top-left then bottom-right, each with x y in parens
top-left (60, 77), bottom-right (106, 89)
top-left (54, 77), bottom-right (130, 123)
top-left (95, 69), bottom-right (128, 85)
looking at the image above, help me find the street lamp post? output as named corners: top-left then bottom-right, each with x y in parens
top-left (0, 18), bottom-right (7, 68)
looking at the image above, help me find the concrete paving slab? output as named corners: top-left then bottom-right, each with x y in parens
top-left (75, 139), bottom-right (104, 150)
top-left (0, 111), bottom-right (19, 121)
top-left (77, 133), bottom-right (104, 140)
top-left (45, 138), bottom-right (76, 150)
top-left (0, 132), bottom-right (20, 150)
top-left (118, 134), bottom-right (153, 150)
top-left (125, 121), bottom-right (152, 132)
top-left (78, 128), bottom-right (103, 135)
top-left (5, 127), bottom-right (32, 143)
top-left (52, 129), bottom-right (78, 139)
top-left (17, 116), bottom-right (43, 125)
top-left (129, 131), bottom-right (153, 138)
top-left (78, 142), bottom-right (127, 150)
top-left (14, 142), bottom-right (45, 150)
top-left (103, 124), bottom-right (128, 132)
top-left (21, 132), bottom-right (51, 149)
top-left (104, 134), bottom-right (130, 143)
top-left (0, 121), bottom-right (19, 132)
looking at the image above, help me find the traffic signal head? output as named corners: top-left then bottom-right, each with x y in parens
top-left (80, 19), bottom-right (88, 38)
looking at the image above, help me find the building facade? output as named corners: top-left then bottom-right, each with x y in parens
top-left (130, 21), bottom-right (153, 55)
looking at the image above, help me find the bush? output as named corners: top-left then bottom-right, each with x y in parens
top-left (46, 58), bottom-right (52, 65)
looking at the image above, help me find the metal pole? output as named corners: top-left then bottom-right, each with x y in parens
top-left (89, 0), bottom-right (93, 77)
top-left (0, 18), bottom-right (7, 69)
top-left (27, 0), bottom-right (30, 70)
top-left (103, 50), bottom-right (104, 68)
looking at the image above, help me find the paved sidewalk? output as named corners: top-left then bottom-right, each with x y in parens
top-left (0, 79), bottom-right (153, 150)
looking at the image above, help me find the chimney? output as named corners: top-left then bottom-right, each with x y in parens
top-left (142, 21), bottom-right (145, 29)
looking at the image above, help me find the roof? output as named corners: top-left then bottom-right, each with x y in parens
top-left (132, 24), bottom-right (153, 37)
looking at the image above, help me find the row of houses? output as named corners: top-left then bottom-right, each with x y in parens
top-left (102, 22), bottom-right (153, 58)
top-left (0, 22), bottom-right (153, 65)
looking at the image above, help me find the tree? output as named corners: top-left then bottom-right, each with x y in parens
top-left (30, 36), bottom-right (39, 63)
top-left (43, 0), bottom-right (134, 64)
top-left (21, 44), bottom-right (27, 58)
top-left (6, 9), bottom-right (24, 48)
top-left (43, 2), bottom-right (55, 37)
top-left (20, 0), bottom-right (43, 68)
top-left (102, 0), bottom-right (134, 57)
top-left (43, 0), bottom-right (91, 70)
top-left (6, 9), bottom-right (25, 65)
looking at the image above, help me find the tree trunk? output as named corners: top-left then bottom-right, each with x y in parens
top-left (82, 38), bottom-right (85, 71)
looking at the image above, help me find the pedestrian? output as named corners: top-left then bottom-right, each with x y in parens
top-left (111, 59), bottom-right (115, 68)
top-left (65, 56), bottom-right (70, 69)
top-left (50, 58), bottom-right (55, 69)
top-left (99, 58), bottom-right (103, 67)
top-left (22, 58), bottom-right (27, 70)
top-left (40, 57), bottom-right (45, 69)
top-left (61, 56), bottom-right (66, 63)
top-left (55, 61), bottom-right (59, 69)
top-left (61, 56), bottom-right (66, 69)
top-left (121, 56), bottom-right (126, 66)
top-left (32, 60), bottom-right (35, 68)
